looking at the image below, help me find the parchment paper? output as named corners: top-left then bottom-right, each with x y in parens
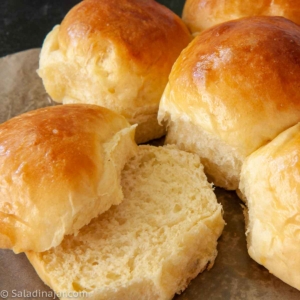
top-left (0, 49), bottom-right (56, 124)
top-left (0, 49), bottom-right (299, 300)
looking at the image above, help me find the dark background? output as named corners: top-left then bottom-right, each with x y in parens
top-left (0, 0), bottom-right (184, 58)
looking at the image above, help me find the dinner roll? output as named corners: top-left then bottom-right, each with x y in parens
top-left (38, 0), bottom-right (191, 144)
top-left (27, 145), bottom-right (224, 300)
top-left (239, 123), bottom-right (300, 291)
top-left (0, 104), bottom-right (137, 253)
top-left (158, 16), bottom-right (300, 190)
top-left (183, 0), bottom-right (300, 34)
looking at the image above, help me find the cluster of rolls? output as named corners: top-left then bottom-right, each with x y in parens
top-left (161, 0), bottom-right (300, 292)
top-left (0, 1), bottom-right (224, 299)
top-left (2, 0), bottom-right (300, 297)
top-left (160, 0), bottom-right (300, 293)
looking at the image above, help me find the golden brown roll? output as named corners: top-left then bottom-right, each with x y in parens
top-left (0, 104), bottom-right (137, 253)
top-left (183, 0), bottom-right (300, 34)
top-left (38, 0), bottom-right (191, 144)
top-left (239, 123), bottom-right (300, 291)
top-left (158, 16), bottom-right (300, 190)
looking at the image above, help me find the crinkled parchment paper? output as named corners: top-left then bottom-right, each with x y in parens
top-left (0, 49), bottom-right (56, 124)
top-left (0, 49), bottom-right (299, 300)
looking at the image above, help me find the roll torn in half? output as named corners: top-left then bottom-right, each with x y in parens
top-left (0, 104), bottom-right (137, 253)
top-left (27, 145), bottom-right (225, 300)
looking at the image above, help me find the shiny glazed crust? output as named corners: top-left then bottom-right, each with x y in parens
top-left (183, 0), bottom-right (300, 33)
top-left (38, 0), bottom-right (191, 144)
top-left (158, 16), bottom-right (300, 189)
top-left (0, 104), bottom-right (137, 253)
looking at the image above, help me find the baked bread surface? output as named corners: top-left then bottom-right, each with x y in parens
top-left (183, 0), bottom-right (300, 34)
top-left (0, 104), bottom-right (137, 253)
top-left (38, 0), bottom-right (191, 144)
top-left (158, 16), bottom-right (300, 190)
top-left (239, 123), bottom-right (300, 291)
top-left (27, 145), bottom-right (225, 300)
